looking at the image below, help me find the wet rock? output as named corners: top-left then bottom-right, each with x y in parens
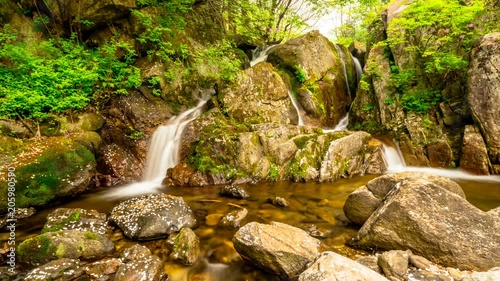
top-left (168, 228), bottom-right (200, 265)
top-left (164, 162), bottom-right (209, 187)
top-left (17, 230), bottom-right (115, 266)
top-left (0, 208), bottom-right (36, 229)
top-left (233, 221), bottom-right (320, 279)
top-left (352, 174), bottom-right (500, 271)
top-left (460, 125), bottom-right (491, 174)
top-left (468, 32), bottom-right (500, 168)
top-left (114, 253), bottom-right (167, 281)
top-left (119, 244), bottom-right (151, 262)
top-left (356, 255), bottom-right (382, 274)
top-left (378, 250), bottom-right (411, 280)
top-left (462, 267), bottom-right (500, 281)
top-left (410, 254), bottom-right (432, 270)
top-left (426, 138), bottom-right (454, 168)
top-left (343, 185), bottom-right (382, 225)
top-left (220, 208), bottom-right (248, 228)
top-left (266, 197), bottom-right (288, 207)
top-left (75, 113), bottom-right (105, 131)
top-left (208, 240), bottom-right (240, 264)
top-left (42, 208), bottom-right (110, 234)
top-left (219, 185), bottom-right (249, 199)
top-left (109, 194), bottom-right (196, 240)
top-left (24, 258), bottom-right (84, 281)
top-left (298, 251), bottom-right (389, 281)
top-left (84, 258), bottom-right (123, 279)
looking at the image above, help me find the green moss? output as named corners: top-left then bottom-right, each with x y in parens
top-left (42, 210), bottom-right (82, 233)
top-left (17, 235), bottom-right (53, 264)
top-left (268, 163), bottom-right (280, 180)
top-left (83, 232), bottom-right (98, 240)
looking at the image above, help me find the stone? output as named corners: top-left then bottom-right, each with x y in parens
top-left (114, 253), bottom-right (167, 281)
top-left (266, 197), bottom-right (288, 207)
top-left (378, 250), bottom-right (411, 280)
top-left (0, 120), bottom-right (30, 138)
top-left (17, 230), bottom-right (115, 266)
top-left (298, 251), bottom-right (389, 281)
top-left (343, 185), bottom-right (382, 225)
top-left (426, 138), bottom-right (454, 168)
top-left (460, 125), bottom-right (491, 174)
top-left (356, 255), bottom-right (382, 274)
top-left (24, 258), bottom-right (84, 281)
top-left (447, 267), bottom-right (466, 281)
top-left (109, 194), bottom-right (196, 240)
top-left (219, 185), bottom-right (250, 199)
top-left (352, 174), bottom-right (500, 270)
top-left (119, 244), bottom-right (152, 263)
top-left (468, 32), bottom-right (500, 167)
top-left (409, 255), bottom-right (432, 270)
top-left (42, 208), bottom-right (110, 234)
top-left (233, 221), bottom-right (320, 279)
top-left (220, 208), bottom-right (248, 228)
top-left (462, 267), bottom-right (500, 281)
top-left (169, 228), bottom-right (200, 265)
top-left (85, 258), bottom-right (123, 278)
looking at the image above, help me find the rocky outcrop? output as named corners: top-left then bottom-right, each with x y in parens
top-left (298, 251), bottom-right (389, 281)
top-left (109, 194), bottom-right (196, 240)
top-left (344, 172), bottom-right (465, 225)
top-left (17, 230), bottom-right (115, 266)
top-left (233, 221), bottom-right (320, 279)
top-left (460, 125), bottom-right (491, 174)
top-left (220, 62), bottom-right (297, 125)
top-left (351, 173), bottom-right (500, 270)
top-left (468, 32), bottom-right (500, 172)
top-left (267, 30), bottom-right (356, 126)
top-left (42, 208), bottom-right (111, 234)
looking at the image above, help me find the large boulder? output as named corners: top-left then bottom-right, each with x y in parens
top-left (351, 174), bottom-right (500, 270)
top-left (109, 194), bottom-right (196, 240)
top-left (42, 208), bottom-right (110, 234)
top-left (468, 32), bottom-right (500, 170)
top-left (220, 62), bottom-right (297, 125)
top-left (460, 125), bottom-right (491, 174)
top-left (17, 230), bottom-right (115, 266)
top-left (233, 221), bottom-right (320, 279)
top-left (344, 172), bottom-right (465, 225)
top-left (267, 31), bottom-right (355, 126)
top-left (298, 251), bottom-right (389, 281)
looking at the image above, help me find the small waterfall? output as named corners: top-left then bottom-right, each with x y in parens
top-left (250, 45), bottom-right (275, 67)
top-left (352, 56), bottom-right (363, 85)
top-left (103, 94), bottom-right (211, 198)
top-left (322, 114), bottom-right (349, 133)
top-left (334, 44), bottom-right (352, 99)
top-left (380, 139), bottom-right (500, 183)
top-left (288, 91), bottom-right (305, 126)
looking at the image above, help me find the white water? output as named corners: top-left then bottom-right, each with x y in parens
top-left (103, 94), bottom-right (211, 198)
top-left (334, 44), bottom-right (352, 99)
top-left (322, 114), bottom-right (349, 133)
top-left (288, 91), bottom-right (305, 126)
top-left (352, 56), bottom-right (363, 85)
top-left (381, 140), bottom-right (500, 183)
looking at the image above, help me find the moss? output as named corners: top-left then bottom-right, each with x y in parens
top-left (42, 210), bottom-right (82, 233)
top-left (84, 232), bottom-right (98, 240)
top-left (17, 235), bottom-right (53, 265)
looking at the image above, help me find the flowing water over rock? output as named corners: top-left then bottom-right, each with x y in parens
top-left (334, 44), bottom-right (352, 100)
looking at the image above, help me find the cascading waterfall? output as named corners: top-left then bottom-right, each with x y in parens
top-left (333, 44), bottom-right (352, 99)
top-left (380, 139), bottom-right (500, 182)
top-left (250, 45), bottom-right (306, 126)
top-left (352, 56), bottom-right (363, 85)
top-left (103, 94), bottom-right (211, 198)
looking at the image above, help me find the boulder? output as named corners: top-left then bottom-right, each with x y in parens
top-left (17, 230), bottom-right (115, 266)
top-left (352, 174), bottom-right (500, 270)
top-left (119, 244), bottom-right (152, 263)
top-left (233, 221), bottom-right (320, 279)
top-left (114, 245), bottom-right (167, 281)
top-left (24, 258), bottom-right (84, 281)
top-left (298, 251), bottom-right (389, 281)
top-left (267, 31), bottom-right (354, 126)
top-left (344, 172), bottom-right (465, 225)
top-left (460, 125), bottom-right (491, 174)
top-left (220, 62), bottom-right (296, 125)
top-left (219, 185), bottom-right (250, 199)
top-left (42, 208), bottom-right (110, 234)
top-left (220, 208), bottom-right (248, 228)
top-left (462, 267), bottom-right (500, 281)
top-left (109, 194), bottom-right (196, 240)
top-left (168, 228), bottom-right (200, 265)
top-left (468, 32), bottom-right (500, 168)
top-left (378, 250), bottom-right (411, 280)
top-left (84, 258), bottom-right (123, 279)
top-left (356, 255), bottom-right (382, 274)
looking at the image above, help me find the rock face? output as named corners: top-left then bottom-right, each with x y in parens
top-left (267, 31), bottom-right (356, 126)
top-left (460, 125), bottom-right (491, 174)
top-left (298, 251), bottom-right (389, 281)
top-left (351, 173), bottom-right (500, 270)
top-left (42, 208), bottom-right (110, 234)
top-left (468, 32), bottom-right (500, 172)
top-left (233, 221), bottom-right (320, 279)
top-left (344, 172), bottom-right (465, 225)
top-left (109, 194), bottom-right (196, 240)
top-left (17, 230), bottom-right (115, 266)
top-left (220, 62), bottom-right (297, 125)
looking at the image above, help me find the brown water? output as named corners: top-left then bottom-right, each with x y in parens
top-left (2, 176), bottom-right (500, 280)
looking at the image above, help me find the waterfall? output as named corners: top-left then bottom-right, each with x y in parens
top-left (380, 139), bottom-right (500, 183)
top-left (333, 44), bottom-right (351, 99)
top-left (102, 94), bottom-right (211, 198)
top-left (322, 114), bottom-right (349, 133)
top-left (250, 45), bottom-right (305, 126)
top-left (352, 56), bottom-right (363, 85)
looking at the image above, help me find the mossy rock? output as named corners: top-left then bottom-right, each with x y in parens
top-left (0, 138), bottom-right (96, 211)
top-left (76, 113), bottom-right (105, 131)
top-left (0, 135), bottom-right (26, 166)
top-left (70, 131), bottom-right (102, 154)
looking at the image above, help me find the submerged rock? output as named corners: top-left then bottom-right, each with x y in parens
top-left (109, 194), bottom-right (196, 240)
top-left (298, 251), bottom-right (389, 281)
top-left (266, 197), bottom-right (288, 207)
top-left (233, 221), bottom-right (320, 279)
top-left (220, 208), bottom-right (248, 228)
top-left (17, 230), bottom-right (115, 266)
top-left (219, 185), bottom-right (250, 199)
top-left (42, 208), bottom-right (110, 234)
top-left (351, 173), bottom-right (500, 270)
top-left (24, 258), bottom-right (84, 281)
top-left (168, 228), bottom-right (200, 265)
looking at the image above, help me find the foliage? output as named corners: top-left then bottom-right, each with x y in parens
top-left (400, 89), bottom-right (442, 114)
top-left (294, 66), bottom-right (307, 83)
top-left (0, 27), bottom-right (140, 120)
top-left (193, 39), bottom-right (242, 83)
